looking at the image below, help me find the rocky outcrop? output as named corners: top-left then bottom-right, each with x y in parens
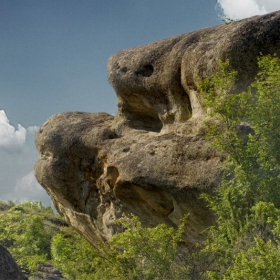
top-left (35, 11), bottom-right (280, 247)
top-left (0, 245), bottom-right (27, 280)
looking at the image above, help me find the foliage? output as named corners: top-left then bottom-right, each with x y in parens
top-left (198, 54), bottom-right (280, 278)
top-left (51, 232), bottom-right (96, 280)
top-left (0, 200), bottom-right (191, 280)
top-left (51, 214), bottom-right (190, 280)
top-left (0, 200), bottom-right (66, 277)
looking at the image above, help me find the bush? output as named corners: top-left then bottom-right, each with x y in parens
top-left (51, 214), bottom-right (190, 280)
top-left (198, 54), bottom-right (280, 278)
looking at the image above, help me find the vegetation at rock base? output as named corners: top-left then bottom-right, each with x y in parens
top-left (2, 54), bottom-right (280, 279)
top-left (0, 200), bottom-right (190, 279)
top-left (197, 54), bottom-right (280, 278)
top-left (0, 200), bottom-right (68, 278)
top-left (51, 214), bottom-right (190, 280)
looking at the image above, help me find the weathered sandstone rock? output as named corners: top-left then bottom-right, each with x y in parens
top-left (35, 11), bottom-right (280, 247)
top-left (0, 245), bottom-right (27, 280)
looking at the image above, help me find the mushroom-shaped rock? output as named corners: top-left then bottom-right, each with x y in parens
top-left (35, 11), bottom-right (280, 247)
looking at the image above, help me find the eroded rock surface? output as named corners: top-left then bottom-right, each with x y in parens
top-left (35, 11), bottom-right (280, 247)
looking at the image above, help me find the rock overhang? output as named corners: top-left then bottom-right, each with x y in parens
top-left (35, 10), bottom-right (280, 247)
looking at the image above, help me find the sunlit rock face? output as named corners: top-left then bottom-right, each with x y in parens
top-left (35, 11), bottom-right (280, 247)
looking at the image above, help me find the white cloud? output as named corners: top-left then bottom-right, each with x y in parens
top-left (3, 171), bottom-right (50, 206)
top-left (0, 110), bottom-right (51, 205)
top-left (217, 0), bottom-right (280, 20)
top-left (0, 110), bottom-right (26, 151)
top-left (264, 0), bottom-right (280, 11)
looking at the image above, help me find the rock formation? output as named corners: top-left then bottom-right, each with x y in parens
top-left (0, 245), bottom-right (27, 280)
top-left (35, 11), bottom-right (280, 247)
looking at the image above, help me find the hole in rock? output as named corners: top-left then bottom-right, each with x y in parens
top-left (102, 130), bottom-right (119, 140)
top-left (135, 64), bottom-right (154, 77)
top-left (107, 166), bottom-right (119, 187)
top-left (108, 133), bottom-right (118, 139)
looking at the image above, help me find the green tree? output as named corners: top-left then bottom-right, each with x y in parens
top-left (51, 232), bottom-right (96, 280)
top-left (198, 54), bottom-right (280, 278)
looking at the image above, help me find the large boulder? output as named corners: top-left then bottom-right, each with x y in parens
top-left (35, 11), bottom-right (280, 247)
top-left (0, 245), bottom-right (27, 280)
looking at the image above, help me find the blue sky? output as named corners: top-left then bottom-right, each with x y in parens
top-left (1, 0), bottom-right (220, 127)
top-left (1, 0), bottom-right (280, 205)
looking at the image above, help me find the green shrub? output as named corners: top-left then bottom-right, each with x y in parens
top-left (199, 54), bottom-right (280, 278)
